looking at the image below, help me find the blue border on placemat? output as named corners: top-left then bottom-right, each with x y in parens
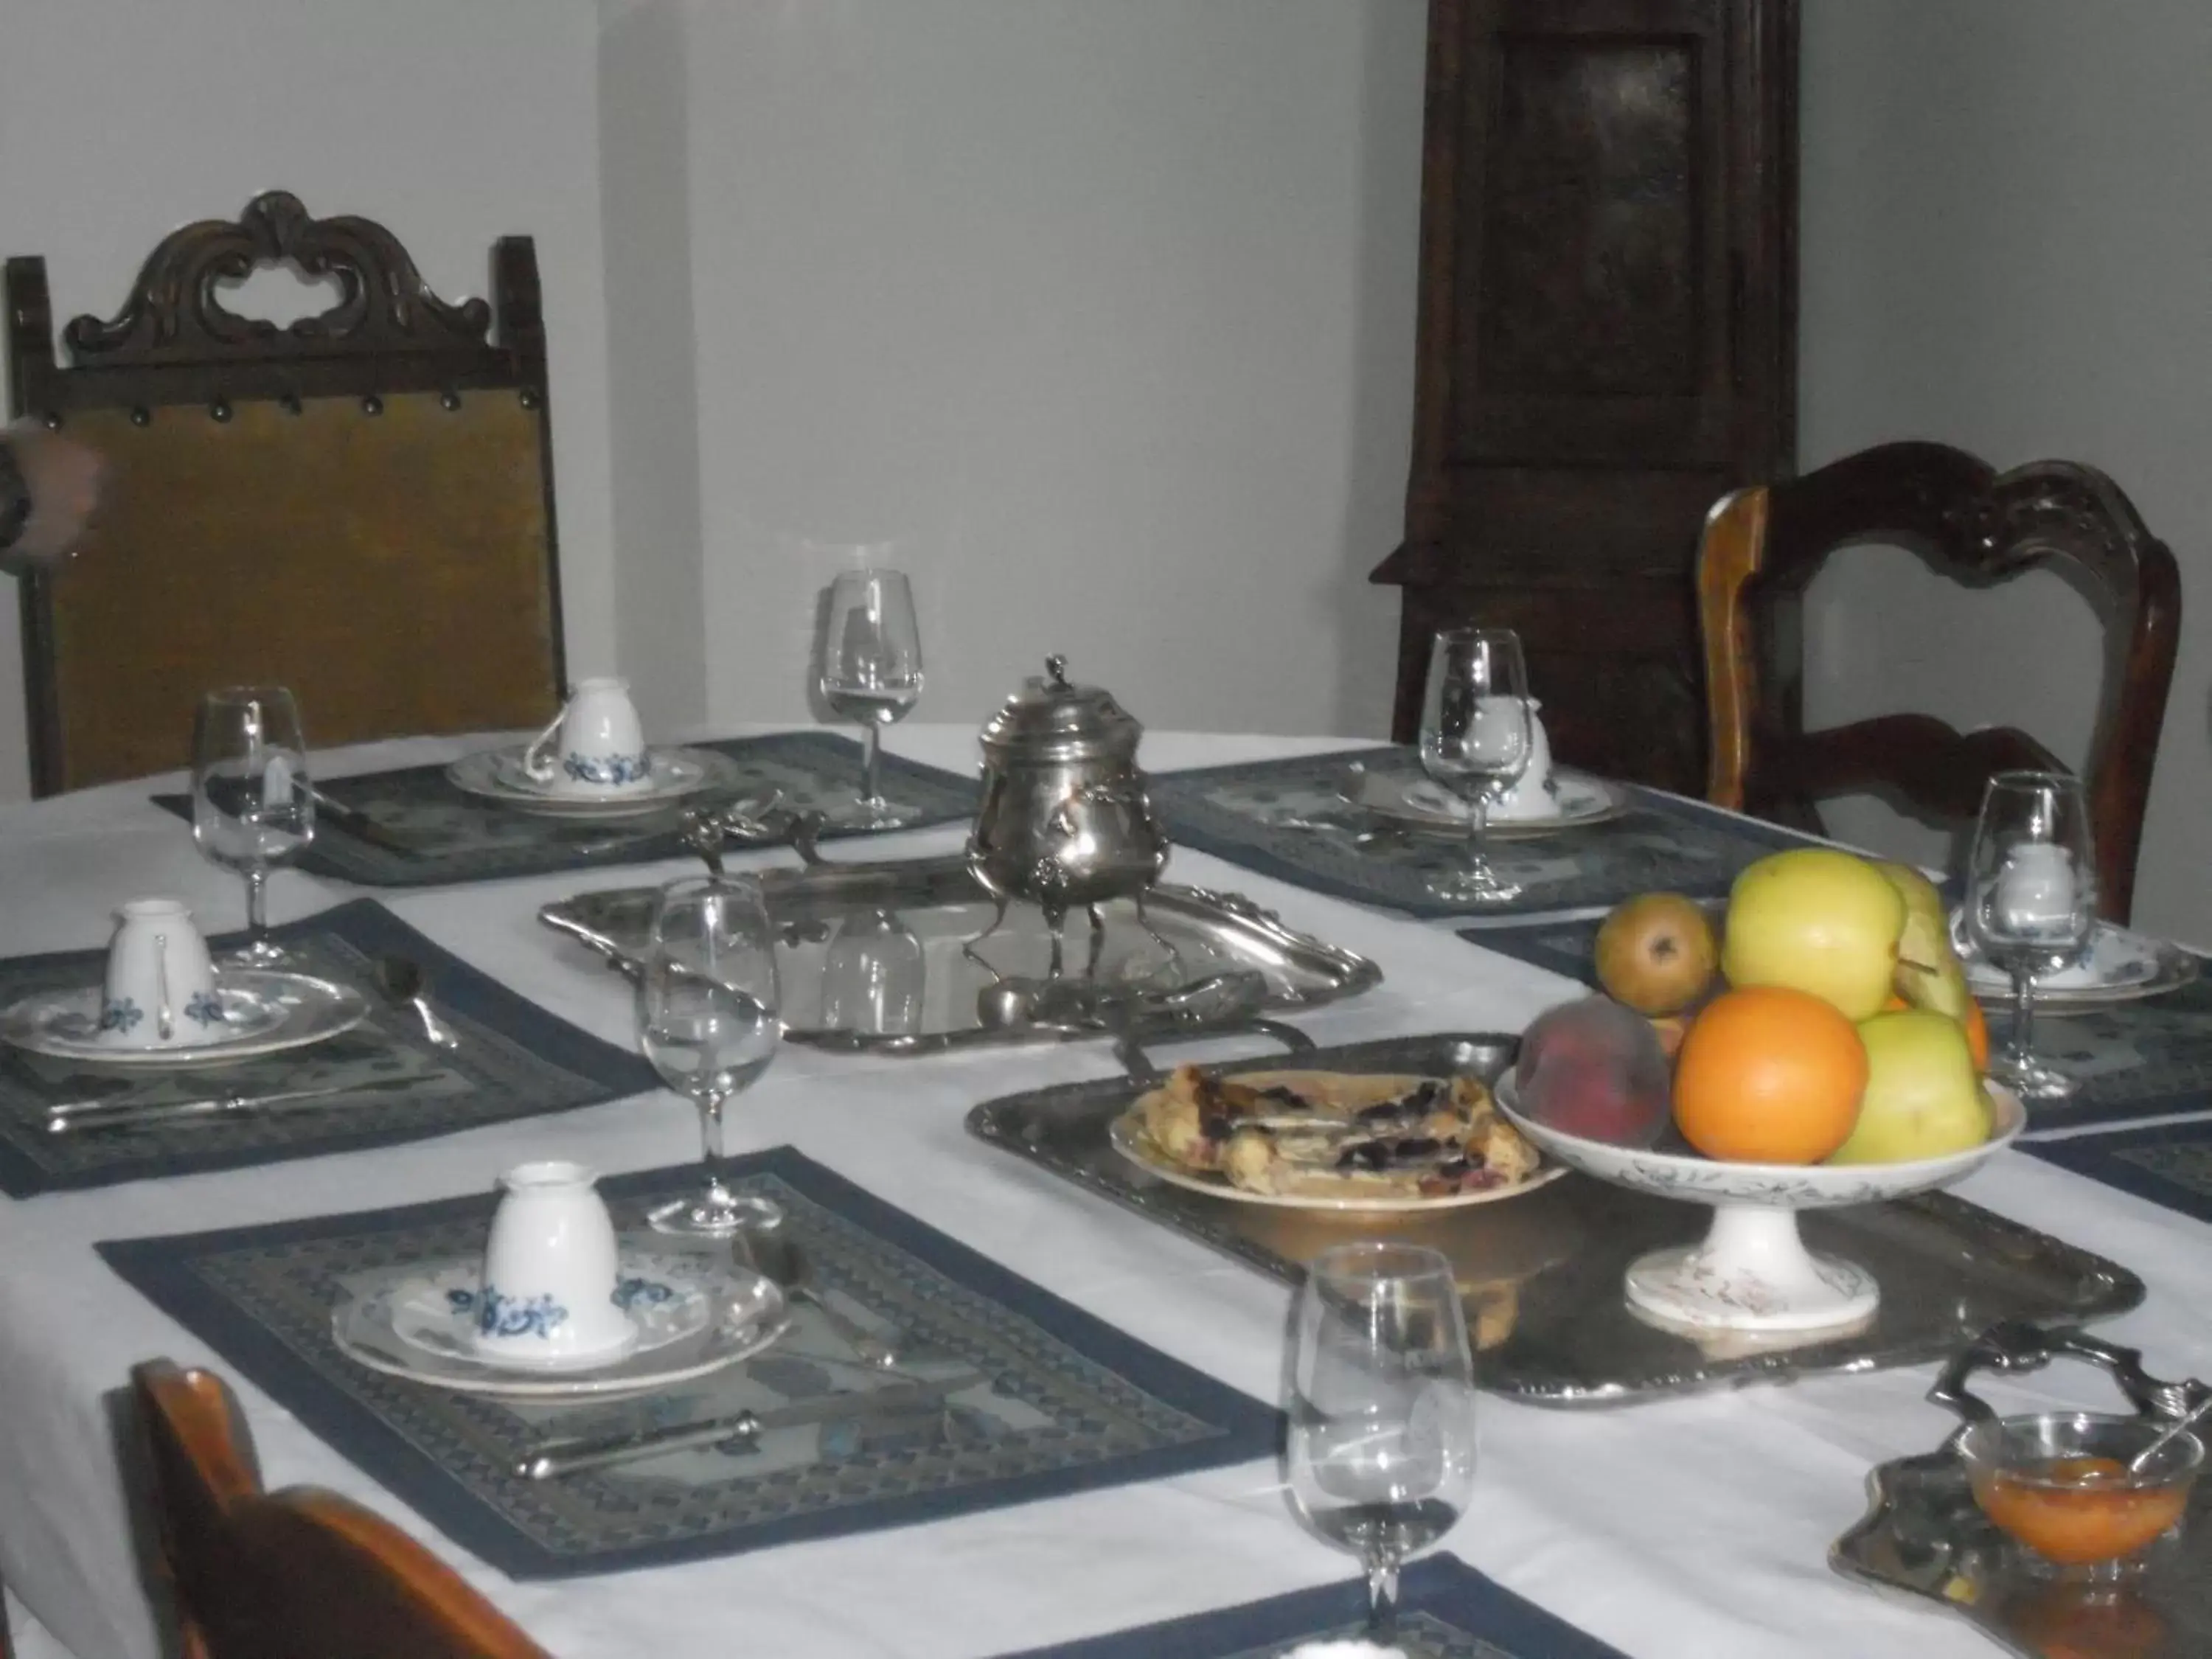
top-left (1152, 746), bottom-right (1818, 919)
top-left (2025, 1119), bottom-right (2212, 1225)
top-left (0, 897), bottom-right (655, 1195)
top-left (989, 1553), bottom-right (1632, 1659)
top-left (96, 1146), bottom-right (1284, 1581)
top-left (151, 729), bottom-right (979, 888)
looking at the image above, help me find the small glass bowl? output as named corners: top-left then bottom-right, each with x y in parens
top-left (1958, 1411), bottom-right (2202, 1579)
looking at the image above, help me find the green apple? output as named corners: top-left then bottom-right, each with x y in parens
top-left (1721, 849), bottom-right (1905, 1020)
top-left (1827, 1010), bottom-right (1991, 1164)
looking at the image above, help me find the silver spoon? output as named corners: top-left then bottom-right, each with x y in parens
top-left (2129, 1393), bottom-right (2212, 1474)
top-left (743, 1233), bottom-right (902, 1370)
top-left (375, 956), bottom-right (460, 1051)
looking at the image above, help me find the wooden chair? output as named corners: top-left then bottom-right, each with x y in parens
top-left (4, 191), bottom-right (566, 794)
top-left (132, 1360), bottom-right (550, 1659)
top-left (1697, 440), bottom-right (2180, 924)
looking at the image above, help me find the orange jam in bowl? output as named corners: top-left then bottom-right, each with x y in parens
top-left (1958, 1413), bottom-right (2202, 1571)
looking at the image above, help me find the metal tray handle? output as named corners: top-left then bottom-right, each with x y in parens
top-left (1928, 1318), bottom-right (2207, 1426)
top-left (1110, 1017), bottom-right (1317, 1081)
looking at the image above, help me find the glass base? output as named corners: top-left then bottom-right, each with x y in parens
top-left (1425, 868), bottom-right (1523, 906)
top-left (820, 795), bottom-right (922, 831)
top-left (647, 1190), bottom-right (784, 1237)
top-left (226, 937), bottom-right (290, 969)
top-left (1991, 1050), bottom-right (2076, 1101)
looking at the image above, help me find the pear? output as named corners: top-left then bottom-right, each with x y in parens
top-left (1827, 1010), bottom-right (1990, 1164)
top-left (1874, 860), bottom-right (1973, 1023)
top-left (1593, 893), bottom-right (1718, 1015)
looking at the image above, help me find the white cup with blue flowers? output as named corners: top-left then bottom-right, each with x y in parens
top-left (99, 899), bottom-right (223, 1049)
top-left (520, 677), bottom-right (653, 796)
top-left (472, 1161), bottom-right (640, 1369)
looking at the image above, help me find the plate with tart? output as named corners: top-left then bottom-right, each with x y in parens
top-left (1110, 1064), bottom-right (1563, 1212)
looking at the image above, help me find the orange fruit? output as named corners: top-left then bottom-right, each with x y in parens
top-left (1672, 986), bottom-right (1868, 1164)
top-left (1962, 999), bottom-right (1990, 1073)
top-left (1881, 993), bottom-right (1910, 1012)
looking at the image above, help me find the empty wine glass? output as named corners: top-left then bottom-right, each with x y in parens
top-left (818, 908), bottom-right (926, 1037)
top-left (1418, 627), bottom-right (1532, 905)
top-left (1963, 771), bottom-right (2098, 1102)
top-left (819, 568), bottom-right (925, 829)
top-left (190, 687), bottom-right (315, 967)
top-left (637, 875), bottom-right (784, 1235)
top-left (1287, 1242), bottom-right (1478, 1639)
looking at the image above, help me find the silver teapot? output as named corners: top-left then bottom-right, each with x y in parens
top-left (967, 655), bottom-right (1170, 928)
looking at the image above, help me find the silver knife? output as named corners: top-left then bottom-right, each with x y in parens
top-left (516, 1374), bottom-right (971, 1481)
top-left (46, 1076), bottom-right (423, 1135)
top-left (305, 785), bottom-right (437, 855)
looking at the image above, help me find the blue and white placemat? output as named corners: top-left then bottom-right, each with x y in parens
top-left (154, 731), bottom-right (978, 888)
top-left (1151, 748), bottom-right (1815, 919)
top-left (98, 1147), bottom-right (1281, 1579)
top-left (2027, 1118), bottom-right (2212, 1223)
top-left (1459, 913), bottom-right (2212, 1136)
top-left (0, 899), bottom-right (653, 1194)
top-left (990, 1554), bottom-right (1630, 1659)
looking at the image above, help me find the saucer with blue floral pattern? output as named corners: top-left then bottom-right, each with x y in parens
top-left (0, 970), bottom-right (369, 1069)
top-left (332, 1247), bottom-right (787, 1399)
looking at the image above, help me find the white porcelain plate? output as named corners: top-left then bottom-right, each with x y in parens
top-left (1107, 1110), bottom-right (1565, 1213)
top-left (445, 745), bottom-right (731, 820)
top-left (332, 1247), bottom-right (787, 1399)
top-left (1362, 768), bottom-right (1629, 838)
top-left (0, 970), bottom-right (370, 1068)
top-left (1951, 915), bottom-right (2200, 1009)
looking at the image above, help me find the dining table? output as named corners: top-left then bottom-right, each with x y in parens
top-left (0, 721), bottom-right (2206, 1659)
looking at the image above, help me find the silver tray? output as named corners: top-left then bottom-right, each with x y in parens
top-left (964, 1032), bottom-right (2142, 1405)
top-left (538, 855), bottom-right (1381, 1055)
top-left (1833, 1321), bottom-right (2212, 1655)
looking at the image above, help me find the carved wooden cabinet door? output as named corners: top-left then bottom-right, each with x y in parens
top-left (1374, 0), bottom-right (1796, 794)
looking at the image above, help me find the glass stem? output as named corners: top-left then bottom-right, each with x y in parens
top-left (697, 1090), bottom-right (734, 1201)
top-left (2008, 965), bottom-right (2036, 1066)
top-left (243, 867), bottom-right (269, 947)
top-left (1365, 1553), bottom-right (1400, 1638)
top-left (1464, 790), bottom-right (1494, 884)
top-left (860, 723), bottom-right (883, 807)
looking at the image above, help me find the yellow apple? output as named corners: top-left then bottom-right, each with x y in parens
top-left (1872, 859), bottom-right (1975, 1023)
top-left (1827, 1010), bottom-right (1991, 1164)
top-left (1721, 848), bottom-right (1904, 1020)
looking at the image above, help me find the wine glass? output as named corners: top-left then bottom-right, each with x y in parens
top-left (1963, 771), bottom-right (2098, 1102)
top-left (190, 686), bottom-right (315, 967)
top-left (1418, 627), bottom-right (1532, 905)
top-left (818, 908), bottom-right (926, 1037)
top-left (636, 875), bottom-right (785, 1235)
top-left (818, 568), bottom-right (925, 829)
top-left (1287, 1242), bottom-right (1478, 1638)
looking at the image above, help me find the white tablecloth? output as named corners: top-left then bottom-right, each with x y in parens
top-left (0, 726), bottom-right (2205, 1659)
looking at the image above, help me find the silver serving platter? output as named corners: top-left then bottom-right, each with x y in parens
top-left (1833, 1321), bottom-right (2212, 1656)
top-left (538, 855), bottom-right (1381, 1055)
top-left (965, 1032), bottom-right (2142, 1405)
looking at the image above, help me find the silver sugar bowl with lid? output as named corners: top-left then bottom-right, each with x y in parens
top-left (967, 655), bottom-right (1170, 928)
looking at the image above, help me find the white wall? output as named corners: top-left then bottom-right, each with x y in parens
top-left (1798, 0), bottom-right (2212, 939)
top-left (0, 0), bottom-right (615, 796)
top-left (636, 0), bottom-right (1425, 740)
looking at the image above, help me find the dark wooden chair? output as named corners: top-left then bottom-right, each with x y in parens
top-left (4, 190), bottom-right (566, 794)
top-left (1697, 440), bottom-right (2180, 924)
top-left (133, 1360), bottom-right (551, 1659)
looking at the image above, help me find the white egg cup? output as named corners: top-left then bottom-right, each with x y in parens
top-left (472, 1161), bottom-right (640, 1370)
top-left (1498, 1080), bottom-right (2025, 1334)
top-left (99, 899), bottom-right (223, 1050)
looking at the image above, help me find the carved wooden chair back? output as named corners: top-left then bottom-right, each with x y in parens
top-left (4, 192), bottom-right (566, 795)
top-left (133, 1360), bottom-right (552, 1659)
top-left (1698, 440), bottom-right (2180, 923)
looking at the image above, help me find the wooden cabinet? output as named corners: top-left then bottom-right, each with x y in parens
top-left (1372, 0), bottom-right (1797, 794)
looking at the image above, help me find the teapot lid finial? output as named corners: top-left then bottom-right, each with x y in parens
top-left (1046, 654), bottom-right (1070, 689)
